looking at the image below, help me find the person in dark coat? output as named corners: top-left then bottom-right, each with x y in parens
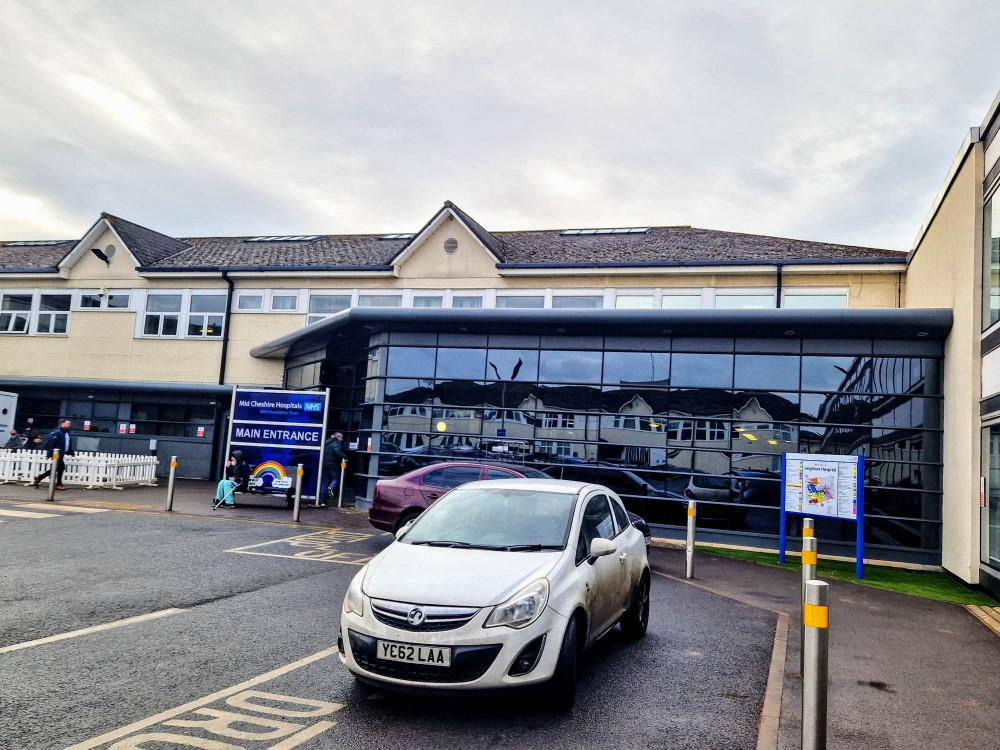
top-left (33, 418), bottom-right (74, 490)
top-left (321, 432), bottom-right (348, 504)
top-left (3, 429), bottom-right (25, 450)
top-left (214, 450), bottom-right (249, 508)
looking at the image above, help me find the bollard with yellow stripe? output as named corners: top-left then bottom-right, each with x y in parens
top-left (802, 579), bottom-right (830, 750)
top-left (800, 536), bottom-right (818, 674)
top-left (685, 499), bottom-right (696, 579)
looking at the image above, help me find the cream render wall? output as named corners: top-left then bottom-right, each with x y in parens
top-left (905, 145), bottom-right (983, 583)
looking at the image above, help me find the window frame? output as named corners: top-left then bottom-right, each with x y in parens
top-left (576, 492), bottom-right (616, 565)
top-left (0, 291), bottom-right (34, 334)
top-left (76, 289), bottom-right (132, 311)
top-left (782, 287), bottom-right (849, 309)
top-left (35, 293), bottom-right (72, 335)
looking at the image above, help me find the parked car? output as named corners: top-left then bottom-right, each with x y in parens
top-left (341, 478), bottom-right (650, 707)
top-left (368, 461), bottom-right (551, 533)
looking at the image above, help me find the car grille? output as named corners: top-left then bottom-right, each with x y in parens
top-left (348, 630), bottom-right (502, 684)
top-left (370, 598), bottom-right (480, 632)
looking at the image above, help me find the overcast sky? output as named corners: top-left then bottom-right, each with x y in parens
top-left (2, 1), bottom-right (999, 250)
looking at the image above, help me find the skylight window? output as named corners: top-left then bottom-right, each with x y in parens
top-left (2, 240), bottom-right (74, 247)
top-left (245, 235), bottom-right (321, 243)
top-left (559, 227), bottom-right (651, 237)
top-left (378, 234), bottom-right (415, 240)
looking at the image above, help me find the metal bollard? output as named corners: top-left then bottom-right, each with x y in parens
top-left (292, 463), bottom-right (303, 522)
top-left (165, 456), bottom-right (178, 511)
top-left (802, 580), bottom-right (830, 750)
top-left (800, 535), bottom-right (818, 673)
top-left (337, 459), bottom-right (346, 508)
top-left (685, 500), bottom-right (696, 579)
top-left (802, 517), bottom-right (814, 540)
top-left (46, 448), bottom-right (61, 502)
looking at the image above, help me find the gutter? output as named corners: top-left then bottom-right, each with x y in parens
top-left (0, 267), bottom-right (61, 274)
top-left (495, 256), bottom-right (906, 270)
top-left (219, 271), bottom-right (235, 385)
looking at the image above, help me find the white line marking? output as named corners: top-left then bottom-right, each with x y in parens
top-left (0, 508), bottom-right (59, 519)
top-left (65, 646), bottom-right (340, 750)
top-left (14, 502), bottom-right (109, 513)
top-left (229, 550), bottom-right (369, 565)
top-left (225, 531), bottom-right (334, 553)
top-left (0, 608), bottom-right (185, 655)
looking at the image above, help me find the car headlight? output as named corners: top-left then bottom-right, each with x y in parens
top-left (343, 567), bottom-right (366, 617)
top-left (484, 578), bottom-right (549, 629)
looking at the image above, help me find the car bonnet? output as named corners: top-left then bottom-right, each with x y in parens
top-left (362, 543), bottom-right (563, 607)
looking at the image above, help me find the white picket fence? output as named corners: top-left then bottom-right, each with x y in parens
top-left (0, 450), bottom-right (159, 490)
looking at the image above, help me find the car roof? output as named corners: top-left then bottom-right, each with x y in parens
top-left (454, 478), bottom-right (596, 493)
top-left (415, 461), bottom-right (540, 473)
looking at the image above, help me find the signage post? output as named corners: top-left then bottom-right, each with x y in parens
top-left (226, 387), bottom-right (328, 501)
top-left (780, 452), bottom-right (865, 579)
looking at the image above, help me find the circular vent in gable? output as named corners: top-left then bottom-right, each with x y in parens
top-left (104, 245), bottom-right (116, 258)
top-left (443, 237), bottom-right (459, 254)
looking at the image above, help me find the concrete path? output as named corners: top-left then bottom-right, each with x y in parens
top-left (647, 545), bottom-right (1000, 750)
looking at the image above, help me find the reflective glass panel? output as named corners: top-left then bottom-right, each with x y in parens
top-left (671, 354), bottom-right (733, 388)
top-left (485, 349), bottom-right (538, 381)
top-left (387, 347), bottom-right (436, 378)
top-left (539, 350), bottom-right (603, 383)
top-left (602, 351), bottom-right (670, 386)
top-left (733, 355), bottom-right (799, 391)
top-left (436, 348), bottom-right (487, 380)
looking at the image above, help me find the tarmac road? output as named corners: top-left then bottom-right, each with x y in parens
top-left (0, 503), bottom-right (776, 749)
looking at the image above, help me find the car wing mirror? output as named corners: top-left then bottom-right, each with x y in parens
top-left (589, 537), bottom-right (616, 562)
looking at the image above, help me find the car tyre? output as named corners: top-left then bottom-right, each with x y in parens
top-left (548, 614), bottom-right (579, 710)
top-left (394, 508), bottom-right (421, 534)
top-left (620, 572), bottom-right (650, 640)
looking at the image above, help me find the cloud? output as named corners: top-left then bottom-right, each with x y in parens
top-left (0, 0), bottom-right (997, 250)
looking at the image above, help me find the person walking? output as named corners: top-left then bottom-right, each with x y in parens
top-left (321, 431), bottom-right (348, 505)
top-left (214, 450), bottom-right (249, 509)
top-left (3, 429), bottom-right (26, 450)
top-left (33, 418), bottom-right (74, 490)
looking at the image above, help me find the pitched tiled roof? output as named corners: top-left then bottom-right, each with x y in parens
top-left (0, 241), bottom-right (73, 271)
top-left (0, 203), bottom-right (906, 273)
top-left (102, 213), bottom-right (191, 266)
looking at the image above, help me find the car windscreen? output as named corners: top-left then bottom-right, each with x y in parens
top-left (403, 488), bottom-right (576, 550)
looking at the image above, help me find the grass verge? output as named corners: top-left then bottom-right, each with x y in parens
top-left (698, 546), bottom-right (997, 606)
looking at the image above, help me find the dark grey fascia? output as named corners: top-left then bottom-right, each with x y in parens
top-left (496, 256), bottom-right (907, 270)
top-left (137, 264), bottom-right (395, 273)
top-left (250, 307), bottom-right (953, 360)
top-left (0, 376), bottom-right (233, 395)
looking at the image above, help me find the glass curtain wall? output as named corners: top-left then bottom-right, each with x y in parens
top-left (984, 195), bottom-right (1000, 330)
top-left (361, 334), bottom-right (944, 559)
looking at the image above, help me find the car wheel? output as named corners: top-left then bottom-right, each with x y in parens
top-left (620, 572), bottom-right (650, 640)
top-left (548, 614), bottom-right (580, 710)
top-left (394, 509), bottom-right (421, 534)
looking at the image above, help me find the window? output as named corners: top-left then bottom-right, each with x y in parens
top-left (610, 498), bottom-right (631, 534)
top-left (413, 295), bottom-right (443, 308)
top-left (143, 294), bottom-right (182, 336)
top-left (187, 295), bottom-right (226, 338)
top-left (452, 295), bottom-right (484, 309)
top-left (358, 294), bottom-right (402, 307)
top-left (541, 412), bottom-right (575, 428)
top-left (552, 295), bottom-right (603, 309)
top-left (715, 294), bottom-right (776, 309)
top-left (538, 440), bottom-right (573, 457)
top-left (486, 468), bottom-right (518, 480)
top-left (36, 294), bottom-right (70, 334)
top-left (81, 291), bottom-right (130, 310)
top-left (0, 294), bottom-right (31, 333)
top-left (237, 294), bottom-right (264, 311)
top-left (695, 420), bottom-right (728, 441)
top-left (496, 295), bottom-right (544, 309)
top-left (616, 294), bottom-right (655, 309)
top-left (424, 465), bottom-right (482, 488)
top-left (307, 294), bottom-right (351, 325)
top-left (271, 294), bottom-right (298, 311)
top-left (986, 196), bottom-right (1000, 330)
top-left (783, 293), bottom-right (848, 309)
top-left (577, 494), bottom-right (614, 563)
top-left (539, 350), bottom-right (603, 383)
top-left (668, 419), bottom-right (693, 441)
top-left (661, 294), bottom-right (703, 309)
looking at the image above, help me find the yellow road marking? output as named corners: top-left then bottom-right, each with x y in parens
top-left (14, 502), bottom-right (109, 513)
top-left (65, 647), bottom-right (339, 750)
top-left (0, 608), bottom-right (185, 655)
top-left (0, 508), bottom-right (59, 519)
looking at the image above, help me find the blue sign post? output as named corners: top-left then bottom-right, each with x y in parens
top-left (780, 452), bottom-right (865, 579)
top-left (225, 387), bottom-right (330, 499)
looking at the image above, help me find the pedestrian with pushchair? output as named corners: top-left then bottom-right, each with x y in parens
top-left (32, 418), bottom-right (74, 490)
top-left (321, 431), bottom-right (348, 506)
top-left (214, 450), bottom-right (249, 509)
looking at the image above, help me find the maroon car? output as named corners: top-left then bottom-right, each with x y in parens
top-left (368, 461), bottom-right (551, 533)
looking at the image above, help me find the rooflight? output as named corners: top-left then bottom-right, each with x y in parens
top-left (378, 234), bottom-right (415, 240)
top-left (559, 227), bottom-right (651, 237)
top-left (245, 235), bottom-right (321, 243)
top-left (2, 240), bottom-right (74, 247)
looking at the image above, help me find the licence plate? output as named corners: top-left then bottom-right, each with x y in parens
top-left (376, 640), bottom-right (451, 667)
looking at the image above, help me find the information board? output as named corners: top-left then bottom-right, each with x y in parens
top-left (226, 387), bottom-right (329, 499)
top-left (782, 453), bottom-right (860, 520)
top-left (780, 452), bottom-right (865, 579)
